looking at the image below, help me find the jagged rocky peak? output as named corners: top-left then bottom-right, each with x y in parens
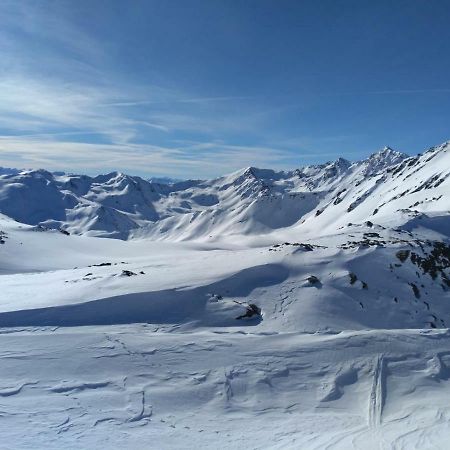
top-left (19, 168), bottom-right (56, 180)
top-left (92, 171), bottom-right (128, 184)
top-left (330, 157), bottom-right (352, 171)
top-left (358, 146), bottom-right (408, 176)
top-left (242, 167), bottom-right (261, 179)
top-left (227, 167), bottom-right (285, 187)
top-left (334, 156), bottom-right (352, 167)
top-left (241, 167), bottom-right (283, 180)
top-left (320, 157), bottom-right (351, 179)
top-left (368, 146), bottom-right (408, 164)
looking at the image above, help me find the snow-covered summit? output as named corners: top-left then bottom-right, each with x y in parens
top-left (369, 146), bottom-right (408, 163)
top-left (359, 146), bottom-right (408, 176)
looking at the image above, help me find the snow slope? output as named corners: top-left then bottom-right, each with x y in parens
top-left (0, 212), bottom-right (448, 331)
top-left (0, 141), bottom-right (449, 448)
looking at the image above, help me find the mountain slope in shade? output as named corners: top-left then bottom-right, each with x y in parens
top-left (0, 166), bottom-right (21, 176)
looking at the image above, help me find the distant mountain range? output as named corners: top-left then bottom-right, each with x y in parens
top-left (0, 142), bottom-right (448, 240)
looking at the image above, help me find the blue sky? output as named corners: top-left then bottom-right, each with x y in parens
top-left (0, 0), bottom-right (449, 178)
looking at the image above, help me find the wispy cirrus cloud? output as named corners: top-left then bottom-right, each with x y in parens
top-left (0, 135), bottom-right (299, 178)
top-left (0, 72), bottom-right (267, 143)
top-left (0, 1), bottom-right (278, 177)
top-left (0, 1), bottom-right (365, 178)
top-left (0, 0), bottom-right (268, 143)
top-left (0, 57), bottom-right (298, 177)
top-left (104, 96), bottom-right (255, 108)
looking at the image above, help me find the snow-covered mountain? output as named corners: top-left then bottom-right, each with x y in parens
top-left (0, 142), bottom-right (449, 448)
top-left (0, 140), bottom-right (448, 331)
top-left (0, 142), bottom-right (448, 241)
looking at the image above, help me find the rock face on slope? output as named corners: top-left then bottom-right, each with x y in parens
top-left (0, 141), bottom-right (448, 240)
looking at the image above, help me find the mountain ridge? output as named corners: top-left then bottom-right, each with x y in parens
top-left (0, 142), bottom-right (448, 240)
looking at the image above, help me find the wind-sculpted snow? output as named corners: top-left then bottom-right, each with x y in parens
top-left (0, 141), bottom-right (447, 240)
top-left (1, 327), bottom-right (450, 449)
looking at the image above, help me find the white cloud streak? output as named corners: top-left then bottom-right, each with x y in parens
top-left (0, 136), bottom-right (299, 178)
top-left (0, 1), bottom-right (333, 178)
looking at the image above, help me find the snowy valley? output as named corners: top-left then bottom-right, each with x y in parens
top-left (0, 141), bottom-right (449, 449)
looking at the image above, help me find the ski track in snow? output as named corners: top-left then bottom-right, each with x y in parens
top-left (368, 354), bottom-right (385, 433)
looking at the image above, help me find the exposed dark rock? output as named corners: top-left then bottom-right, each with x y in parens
top-left (307, 275), bottom-right (320, 284)
top-left (121, 270), bottom-right (137, 277)
top-left (349, 273), bottom-right (358, 285)
top-left (409, 282), bottom-right (421, 299)
top-left (236, 304), bottom-right (262, 320)
top-left (409, 242), bottom-right (450, 280)
top-left (396, 250), bottom-right (410, 263)
top-left (364, 232), bottom-right (381, 238)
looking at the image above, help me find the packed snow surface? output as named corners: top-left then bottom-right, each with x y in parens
top-left (0, 141), bottom-right (449, 449)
